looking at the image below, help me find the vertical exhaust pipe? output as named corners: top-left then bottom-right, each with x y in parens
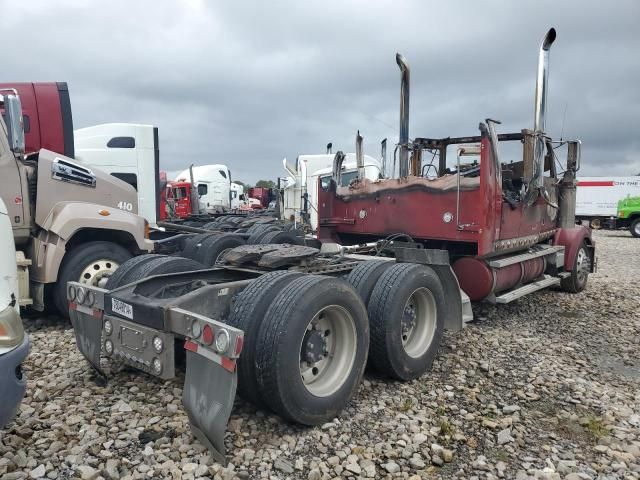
top-left (396, 53), bottom-right (410, 178)
top-left (356, 131), bottom-right (364, 181)
top-left (533, 28), bottom-right (556, 134)
top-left (381, 138), bottom-right (387, 178)
top-left (533, 28), bottom-right (556, 189)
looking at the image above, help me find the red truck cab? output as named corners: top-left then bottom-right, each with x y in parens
top-left (0, 82), bottom-right (74, 157)
top-left (161, 181), bottom-right (194, 220)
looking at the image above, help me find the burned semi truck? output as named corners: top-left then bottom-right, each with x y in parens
top-left (67, 28), bottom-right (594, 462)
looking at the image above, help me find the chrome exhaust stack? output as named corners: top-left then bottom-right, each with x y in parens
top-left (534, 28), bottom-right (556, 136)
top-left (381, 138), bottom-right (387, 178)
top-left (533, 28), bottom-right (556, 189)
top-left (396, 53), bottom-right (410, 178)
top-left (356, 131), bottom-right (364, 180)
top-left (524, 28), bottom-right (558, 208)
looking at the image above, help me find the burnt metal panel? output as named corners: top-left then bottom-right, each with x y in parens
top-left (394, 247), bottom-right (450, 266)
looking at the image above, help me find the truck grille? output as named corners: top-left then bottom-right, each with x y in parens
top-left (52, 158), bottom-right (96, 188)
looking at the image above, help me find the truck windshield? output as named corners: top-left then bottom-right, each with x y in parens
top-left (320, 171), bottom-right (359, 190)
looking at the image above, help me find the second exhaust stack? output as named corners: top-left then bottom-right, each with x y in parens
top-left (397, 53), bottom-right (410, 178)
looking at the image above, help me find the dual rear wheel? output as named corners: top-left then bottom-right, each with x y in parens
top-left (231, 261), bottom-right (445, 425)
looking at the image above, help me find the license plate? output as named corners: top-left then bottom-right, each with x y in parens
top-left (121, 326), bottom-right (144, 351)
top-left (111, 298), bottom-right (133, 319)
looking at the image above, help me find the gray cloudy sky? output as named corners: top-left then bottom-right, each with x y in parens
top-left (3, 0), bottom-right (639, 183)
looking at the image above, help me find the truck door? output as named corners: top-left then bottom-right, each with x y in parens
top-left (0, 136), bottom-right (27, 239)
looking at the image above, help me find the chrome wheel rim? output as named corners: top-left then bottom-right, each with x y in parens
top-left (299, 305), bottom-right (357, 397)
top-left (575, 247), bottom-right (589, 284)
top-left (634, 222), bottom-right (640, 236)
top-left (401, 287), bottom-right (437, 358)
top-left (79, 259), bottom-right (120, 286)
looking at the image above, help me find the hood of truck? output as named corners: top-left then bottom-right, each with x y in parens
top-left (35, 149), bottom-right (139, 227)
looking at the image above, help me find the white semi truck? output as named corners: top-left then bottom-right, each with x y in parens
top-left (282, 152), bottom-right (382, 231)
top-left (74, 123), bottom-right (161, 226)
top-left (175, 164), bottom-right (233, 213)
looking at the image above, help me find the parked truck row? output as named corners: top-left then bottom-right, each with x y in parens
top-left (64, 28), bottom-right (596, 464)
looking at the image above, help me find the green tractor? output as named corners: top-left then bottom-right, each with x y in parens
top-left (617, 196), bottom-right (640, 237)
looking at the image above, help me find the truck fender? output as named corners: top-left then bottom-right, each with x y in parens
top-left (31, 202), bottom-right (153, 283)
top-left (553, 225), bottom-right (593, 271)
top-left (395, 247), bottom-right (468, 331)
top-left (431, 265), bottom-right (467, 332)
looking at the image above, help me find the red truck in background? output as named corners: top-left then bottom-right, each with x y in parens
top-left (247, 187), bottom-right (271, 208)
top-left (0, 82), bottom-right (74, 157)
top-left (160, 178), bottom-right (196, 220)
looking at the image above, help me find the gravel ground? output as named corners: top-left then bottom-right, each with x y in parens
top-left (1, 230), bottom-right (638, 480)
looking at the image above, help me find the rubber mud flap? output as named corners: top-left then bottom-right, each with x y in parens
top-left (70, 308), bottom-right (106, 378)
top-left (182, 350), bottom-right (237, 465)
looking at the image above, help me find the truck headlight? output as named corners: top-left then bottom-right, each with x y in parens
top-left (104, 319), bottom-right (113, 336)
top-left (0, 307), bottom-right (24, 350)
top-left (215, 329), bottom-right (230, 354)
top-left (152, 336), bottom-right (164, 353)
top-left (191, 320), bottom-right (202, 339)
top-left (85, 290), bottom-right (95, 307)
top-left (104, 339), bottom-right (114, 356)
top-left (152, 358), bottom-right (162, 375)
top-left (76, 287), bottom-right (86, 304)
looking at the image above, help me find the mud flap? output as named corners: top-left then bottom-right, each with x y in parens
top-left (182, 350), bottom-right (237, 465)
top-left (69, 308), bottom-right (107, 379)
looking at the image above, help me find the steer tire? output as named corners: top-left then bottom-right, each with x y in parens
top-left (368, 263), bottom-right (445, 381)
top-left (227, 271), bottom-right (303, 408)
top-left (259, 230), bottom-right (299, 245)
top-left (105, 254), bottom-right (161, 289)
top-left (193, 234), bottom-right (245, 266)
top-left (255, 275), bottom-right (369, 425)
top-left (181, 233), bottom-right (216, 259)
top-left (345, 261), bottom-right (395, 307)
top-left (560, 241), bottom-right (590, 293)
top-left (630, 218), bottom-right (640, 238)
top-left (55, 241), bottom-right (132, 317)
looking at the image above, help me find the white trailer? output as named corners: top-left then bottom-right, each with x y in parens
top-left (576, 176), bottom-right (640, 227)
top-left (282, 153), bottom-right (382, 231)
top-left (175, 165), bottom-right (232, 213)
top-left (74, 123), bottom-right (161, 226)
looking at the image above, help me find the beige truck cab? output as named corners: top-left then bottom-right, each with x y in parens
top-left (0, 90), bottom-right (153, 316)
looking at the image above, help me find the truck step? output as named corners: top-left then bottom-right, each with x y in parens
top-left (494, 275), bottom-right (560, 304)
top-left (488, 245), bottom-right (564, 268)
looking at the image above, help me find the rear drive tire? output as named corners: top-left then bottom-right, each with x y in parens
top-left (368, 263), bottom-right (445, 381)
top-left (55, 241), bottom-right (132, 317)
top-left (227, 271), bottom-right (303, 407)
top-left (561, 241), bottom-right (590, 293)
top-left (193, 234), bottom-right (245, 266)
top-left (630, 218), bottom-right (640, 238)
top-left (255, 275), bottom-right (369, 425)
top-left (247, 225), bottom-right (280, 244)
top-left (202, 221), bottom-right (220, 231)
top-left (345, 260), bottom-right (395, 307)
top-left (259, 230), bottom-right (298, 245)
top-left (122, 256), bottom-right (204, 285)
top-left (105, 254), bottom-right (160, 289)
top-left (181, 233), bottom-right (216, 259)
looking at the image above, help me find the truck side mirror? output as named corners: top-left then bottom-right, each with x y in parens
top-left (3, 95), bottom-right (25, 154)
